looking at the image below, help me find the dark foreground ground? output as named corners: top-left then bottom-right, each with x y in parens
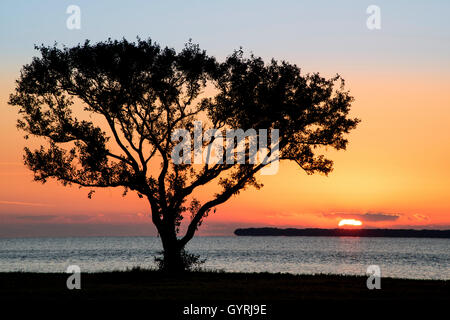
top-left (0, 270), bottom-right (448, 317)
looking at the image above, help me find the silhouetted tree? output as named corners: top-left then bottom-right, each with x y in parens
top-left (9, 38), bottom-right (359, 272)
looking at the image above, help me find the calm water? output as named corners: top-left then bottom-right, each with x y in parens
top-left (0, 236), bottom-right (448, 279)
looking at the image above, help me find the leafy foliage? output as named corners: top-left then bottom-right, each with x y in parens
top-left (154, 249), bottom-right (206, 272)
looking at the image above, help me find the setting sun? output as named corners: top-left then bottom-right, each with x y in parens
top-left (338, 219), bottom-right (363, 227)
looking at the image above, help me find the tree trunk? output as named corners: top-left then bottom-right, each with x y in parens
top-left (159, 226), bottom-right (185, 273)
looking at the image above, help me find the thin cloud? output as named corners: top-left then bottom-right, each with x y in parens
top-left (0, 200), bottom-right (54, 207)
top-left (60, 215), bottom-right (94, 222)
top-left (413, 214), bottom-right (429, 221)
top-left (323, 212), bottom-right (400, 222)
top-left (15, 215), bottom-right (57, 221)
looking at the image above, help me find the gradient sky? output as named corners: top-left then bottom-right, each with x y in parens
top-left (1, 0), bottom-right (449, 237)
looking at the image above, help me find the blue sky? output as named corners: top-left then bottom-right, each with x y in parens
top-left (1, 0), bottom-right (449, 75)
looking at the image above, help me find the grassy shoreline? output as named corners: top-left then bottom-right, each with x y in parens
top-left (0, 270), bottom-right (448, 302)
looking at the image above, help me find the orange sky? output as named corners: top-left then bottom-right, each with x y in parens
top-left (1, 1), bottom-right (449, 237)
top-left (1, 67), bottom-right (450, 237)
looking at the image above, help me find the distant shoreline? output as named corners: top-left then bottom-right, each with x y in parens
top-left (234, 227), bottom-right (450, 238)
